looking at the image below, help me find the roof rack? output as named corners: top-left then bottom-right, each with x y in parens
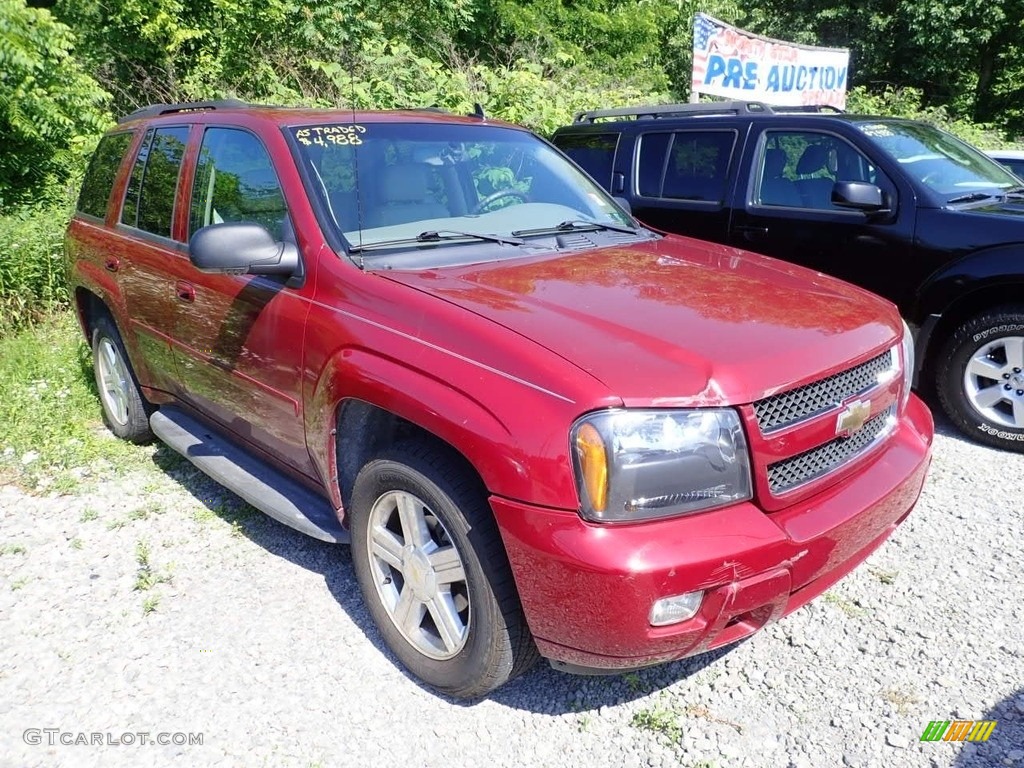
top-left (770, 104), bottom-right (844, 114)
top-left (117, 99), bottom-right (250, 124)
top-left (573, 101), bottom-right (843, 123)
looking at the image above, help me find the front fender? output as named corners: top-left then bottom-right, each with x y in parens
top-left (915, 245), bottom-right (1024, 320)
top-left (913, 245), bottom-right (1024, 365)
top-left (304, 345), bottom-right (601, 514)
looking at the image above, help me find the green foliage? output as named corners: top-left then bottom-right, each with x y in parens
top-left (0, 1), bottom-right (111, 209)
top-left (739, 0), bottom-right (1024, 135)
top-left (845, 85), bottom-right (1017, 149)
top-left (0, 202), bottom-right (73, 331)
top-left (45, 0), bottom-right (1024, 139)
top-left (0, 313), bottom-right (150, 491)
top-left (630, 702), bottom-right (684, 746)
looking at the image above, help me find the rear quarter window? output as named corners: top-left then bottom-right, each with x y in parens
top-left (77, 132), bottom-right (134, 219)
top-left (121, 126), bottom-right (191, 238)
top-left (553, 132), bottom-right (619, 188)
top-left (637, 130), bottom-right (736, 202)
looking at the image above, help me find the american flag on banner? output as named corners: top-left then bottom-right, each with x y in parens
top-left (691, 13), bottom-right (723, 95)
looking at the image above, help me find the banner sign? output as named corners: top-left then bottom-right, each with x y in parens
top-left (692, 14), bottom-right (850, 109)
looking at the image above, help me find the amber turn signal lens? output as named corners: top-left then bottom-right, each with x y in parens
top-left (575, 423), bottom-right (608, 512)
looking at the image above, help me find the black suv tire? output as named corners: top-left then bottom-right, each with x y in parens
top-left (937, 307), bottom-right (1024, 452)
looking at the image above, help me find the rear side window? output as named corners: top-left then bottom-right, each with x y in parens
top-left (189, 128), bottom-right (287, 240)
top-left (77, 133), bottom-right (133, 219)
top-left (121, 126), bottom-right (190, 238)
top-left (554, 132), bottom-right (619, 188)
top-left (637, 130), bottom-right (736, 202)
top-left (637, 133), bottom-right (671, 197)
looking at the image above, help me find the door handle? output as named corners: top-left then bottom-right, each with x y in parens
top-left (104, 257), bottom-right (120, 273)
top-left (734, 225), bottom-right (769, 236)
top-left (175, 281), bottom-right (195, 302)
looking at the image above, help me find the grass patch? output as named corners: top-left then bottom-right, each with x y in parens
top-left (0, 312), bottom-right (151, 491)
top-left (824, 591), bottom-right (868, 618)
top-left (631, 703), bottom-right (684, 746)
top-left (128, 500), bottom-right (163, 521)
top-left (79, 508), bottom-right (99, 522)
top-left (623, 672), bottom-right (650, 695)
top-left (0, 543), bottom-right (27, 555)
top-left (133, 540), bottom-right (171, 592)
top-left (142, 595), bottom-right (161, 615)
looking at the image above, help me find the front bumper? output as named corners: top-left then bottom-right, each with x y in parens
top-left (491, 395), bottom-right (933, 671)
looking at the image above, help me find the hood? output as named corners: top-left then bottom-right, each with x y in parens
top-left (381, 236), bottom-right (901, 407)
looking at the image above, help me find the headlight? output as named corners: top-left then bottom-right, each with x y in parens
top-left (570, 409), bottom-right (752, 523)
top-left (900, 320), bottom-right (915, 412)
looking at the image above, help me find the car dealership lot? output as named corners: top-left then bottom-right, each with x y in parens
top-left (1, 416), bottom-right (1021, 768)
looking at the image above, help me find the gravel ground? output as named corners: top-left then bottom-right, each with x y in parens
top-left (1, 414), bottom-right (1022, 768)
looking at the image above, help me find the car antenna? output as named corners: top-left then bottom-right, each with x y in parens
top-left (472, 103), bottom-right (486, 121)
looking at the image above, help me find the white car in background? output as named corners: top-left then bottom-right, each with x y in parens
top-left (986, 149), bottom-right (1024, 178)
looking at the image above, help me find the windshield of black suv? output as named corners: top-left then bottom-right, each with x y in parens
top-left (288, 120), bottom-right (638, 263)
top-left (854, 120), bottom-right (1020, 202)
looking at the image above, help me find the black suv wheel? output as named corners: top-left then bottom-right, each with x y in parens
top-left (937, 307), bottom-right (1024, 452)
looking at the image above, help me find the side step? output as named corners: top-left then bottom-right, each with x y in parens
top-left (150, 407), bottom-right (349, 543)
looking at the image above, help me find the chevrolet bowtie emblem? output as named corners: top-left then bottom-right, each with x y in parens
top-left (836, 399), bottom-right (871, 436)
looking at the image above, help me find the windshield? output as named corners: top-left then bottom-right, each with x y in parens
top-left (288, 121), bottom-right (635, 256)
top-left (854, 120), bottom-right (1020, 201)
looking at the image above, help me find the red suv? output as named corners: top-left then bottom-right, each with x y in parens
top-left (66, 100), bottom-right (934, 698)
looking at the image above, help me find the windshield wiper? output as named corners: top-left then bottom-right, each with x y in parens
top-left (350, 229), bottom-right (524, 253)
top-left (946, 192), bottom-right (998, 205)
top-left (1003, 185), bottom-right (1024, 197)
top-left (512, 219), bottom-right (639, 237)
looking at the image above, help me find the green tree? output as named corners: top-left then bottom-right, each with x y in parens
top-left (0, 0), bottom-right (110, 210)
top-left (740, 0), bottom-right (1024, 134)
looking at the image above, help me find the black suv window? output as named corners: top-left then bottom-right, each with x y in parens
top-left (121, 126), bottom-right (190, 237)
top-left (756, 131), bottom-right (881, 210)
top-left (555, 133), bottom-right (619, 187)
top-left (637, 131), bottom-right (736, 203)
top-left (78, 132), bottom-right (133, 219)
top-left (189, 128), bottom-right (287, 240)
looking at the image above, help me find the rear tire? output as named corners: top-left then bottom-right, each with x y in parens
top-left (936, 307), bottom-right (1024, 452)
top-left (349, 439), bottom-right (539, 698)
top-left (91, 315), bottom-right (153, 443)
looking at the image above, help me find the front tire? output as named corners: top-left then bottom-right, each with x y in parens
top-left (936, 307), bottom-right (1024, 452)
top-left (349, 440), bottom-right (538, 698)
top-left (91, 315), bottom-right (153, 443)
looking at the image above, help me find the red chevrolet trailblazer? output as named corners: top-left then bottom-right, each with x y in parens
top-left (66, 101), bottom-right (933, 697)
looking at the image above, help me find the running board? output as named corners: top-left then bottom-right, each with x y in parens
top-left (150, 407), bottom-right (348, 543)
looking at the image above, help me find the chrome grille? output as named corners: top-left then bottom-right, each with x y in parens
top-left (753, 350), bottom-right (895, 433)
top-left (767, 407), bottom-right (895, 494)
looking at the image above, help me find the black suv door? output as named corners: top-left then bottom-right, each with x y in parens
top-left (729, 125), bottom-right (917, 308)
top-left (625, 127), bottom-right (742, 244)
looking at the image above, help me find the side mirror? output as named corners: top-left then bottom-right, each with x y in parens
top-left (189, 223), bottom-right (299, 276)
top-left (831, 181), bottom-right (887, 212)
